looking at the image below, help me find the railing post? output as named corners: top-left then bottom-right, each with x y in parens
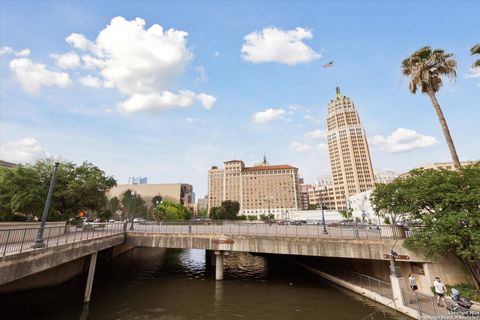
top-left (19, 229), bottom-right (27, 253)
top-left (3, 230), bottom-right (11, 256)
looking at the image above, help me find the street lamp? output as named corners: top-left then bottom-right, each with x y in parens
top-left (155, 200), bottom-right (163, 225)
top-left (33, 156), bottom-right (62, 248)
top-left (320, 187), bottom-right (328, 234)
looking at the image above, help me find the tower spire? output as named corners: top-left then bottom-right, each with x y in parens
top-left (263, 153), bottom-right (267, 165)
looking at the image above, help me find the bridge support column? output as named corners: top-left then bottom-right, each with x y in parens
top-left (214, 251), bottom-right (226, 281)
top-left (84, 251), bottom-right (98, 303)
top-left (390, 275), bottom-right (405, 307)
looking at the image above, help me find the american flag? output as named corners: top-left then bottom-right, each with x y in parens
top-left (323, 61), bottom-right (334, 68)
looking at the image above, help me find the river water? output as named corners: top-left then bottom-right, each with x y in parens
top-left (0, 248), bottom-right (410, 320)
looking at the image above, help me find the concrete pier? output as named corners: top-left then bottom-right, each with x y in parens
top-left (84, 252), bottom-right (98, 303)
top-left (215, 251), bottom-right (225, 280)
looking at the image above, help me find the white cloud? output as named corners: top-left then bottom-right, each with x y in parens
top-left (186, 117), bottom-right (206, 124)
top-left (67, 16), bottom-right (192, 95)
top-left (241, 27), bottom-right (321, 65)
top-left (0, 47), bottom-right (30, 57)
top-left (0, 137), bottom-right (45, 163)
top-left (317, 143), bottom-right (328, 151)
top-left (50, 52), bottom-right (81, 69)
top-left (196, 93), bottom-right (216, 109)
top-left (370, 128), bottom-right (438, 153)
top-left (194, 65), bottom-right (208, 84)
top-left (65, 33), bottom-right (93, 51)
top-left (9, 58), bottom-right (71, 93)
top-left (290, 142), bottom-right (312, 152)
top-left (213, 51), bottom-right (220, 57)
top-left (252, 108), bottom-right (286, 124)
top-left (304, 114), bottom-right (321, 123)
top-left (304, 129), bottom-right (326, 140)
top-left (79, 75), bottom-right (103, 88)
top-left (466, 68), bottom-right (480, 79)
top-left (118, 90), bottom-right (215, 113)
top-left (64, 16), bottom-right (215, 112)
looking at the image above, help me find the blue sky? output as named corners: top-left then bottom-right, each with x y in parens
top-left (1, 1), bottom-right (479, 198)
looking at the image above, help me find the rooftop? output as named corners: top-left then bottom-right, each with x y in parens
top-left (243, 164), bottom-right (297, 172)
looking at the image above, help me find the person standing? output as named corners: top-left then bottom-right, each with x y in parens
top-left (409, 274), bottom-right (418, 291)
top-left (434, 277), bottom-right (448, 307)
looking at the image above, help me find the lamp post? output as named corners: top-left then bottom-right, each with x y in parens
top-left (130, 191), bottom-right (135, 230)
top-left (320, 187), bottom-right (328, 234)
top-left (33, 157), bottom-right (61, 248)
top-left (155, 200), bottom-right (163, 225)
top-left (264, 196), bottom-right (273, 223)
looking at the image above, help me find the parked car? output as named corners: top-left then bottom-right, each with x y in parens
top-left (108, 219), bottom-right (116, 223)
top-left (328, 220), bottom-right (353, 227)
top-left (133, 218), bottom-right (146, 224)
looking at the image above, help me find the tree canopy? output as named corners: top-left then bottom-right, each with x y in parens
top-left (0, 159), bottom-right (116, 221)
top-left (371, 163), bottom-right (480, 287)
top-left (121, 190), bottom-right (147, 220)
top-left (209, 200), bottom-right (240, 220)
top-left (152, 200), bottom-right (191, 221)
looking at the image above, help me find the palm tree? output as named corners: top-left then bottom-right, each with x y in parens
top-left (401, 46), bottom-right (461, 169)
top-left (471, 44), bottom-right (480, 68)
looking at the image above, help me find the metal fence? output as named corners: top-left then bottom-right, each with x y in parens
top-left (339, 270), bottom-right (393, 300)
top-left (0, 222), bottom-right (125, 257)
top-left (130, 221), bottom-right (408, 240)
top-left (401, 287), bottom-right (474, 319)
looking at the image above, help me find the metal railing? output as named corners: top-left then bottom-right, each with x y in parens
top-left (129, 221), bottom-right (409, 240)
top-left (0, 222), bottom-right (125, 257)
top-left (339, 270), bottom-right (393, 300)
top-left (401, 287), bottom-right (474, 319)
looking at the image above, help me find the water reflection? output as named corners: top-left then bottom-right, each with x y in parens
top-left (0, 248), bottom-right (411, 320)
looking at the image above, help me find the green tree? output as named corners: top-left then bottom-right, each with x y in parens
top-left (308, 204), bottom-right (318, 210)
top-left (197, 208), bottom-right (208, 218)
top-left (339, 208), bottom-right (353, 220)
top-left (371, 163), bottom-right (480, 288)
top-left (121, 190), bottom-right (147, 221)
top-left (402, 47), bottom-right (460, 169)
top-left (0, 159), bottom-right (116, 221)
top-left (153, 200), bottom-right (191, 221)
top-left (209, 206), bottom-right (219, 219)
top-left (471, 44), bottom-right (480, 68)
top-left (220, 200), bottom-right (240, 219)
top-left (107, 196), bottom-right (120, 214)
top-left (370, 179), bottom-right (412, 225)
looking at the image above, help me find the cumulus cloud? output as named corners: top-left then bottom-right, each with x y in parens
top-left (0, 47), bottom-right (30, 57)
top-left (0, 137), bottom-right (45, 163)
top-left (241, 27), bottom-right (321, 65)
top-left (79, 75), bottom-right (103, 88)
top-left (64, 16), bottom-right (215, 111)
top-left (290, 142), bottom-right (312, 152)
top-left (9, 58), bottom-right (71, 93)
top-left (370, 128), bottom-right (438, 153)
top-left (252, 108), bottom-right (286, 124)
top-left (304, 114), bottom-right (321, 123)
top-left (50, 52), bottom-right (81, 69)
top-left (466, 68), bottom-right (480, 85)
top-left (118, 91), bottom-right (215, 113)
top-left (304, 129), bottom-right (326, 140)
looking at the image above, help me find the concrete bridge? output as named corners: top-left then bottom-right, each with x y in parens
top-left (0, 221), bottom-right (473, 319)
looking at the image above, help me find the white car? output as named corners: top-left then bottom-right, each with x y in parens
top-left (108, 219), bottom-right (115, 223)
top-left (133, 218), bottom-right (146, 224)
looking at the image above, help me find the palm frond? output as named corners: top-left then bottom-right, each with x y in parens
top-left (471, 44), bottom-right (480, 55)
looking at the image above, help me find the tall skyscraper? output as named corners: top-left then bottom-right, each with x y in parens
top-left (326, 87), bottom-right (375, 209)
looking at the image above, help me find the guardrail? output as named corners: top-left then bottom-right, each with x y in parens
top-left (0, 222), bottom-right (125, 257)
top-left (130, 221), bottom-right (409, 240)
top-left (400, 287), bottom-right (476, 318)
top-left (342, 270), bottom-right (393, 300)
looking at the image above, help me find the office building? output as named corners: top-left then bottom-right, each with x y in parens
top-left (208, 158), bottom-right (300, 218)
top-left (326, 87), bottom-right (375, 209)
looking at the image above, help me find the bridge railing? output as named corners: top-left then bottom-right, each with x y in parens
top-left (0, 222), bottom-right (125, 257)
top-left (129, 221), bottom-right (409, 240)
top-left (342, 270), bottom-right (393, 300)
